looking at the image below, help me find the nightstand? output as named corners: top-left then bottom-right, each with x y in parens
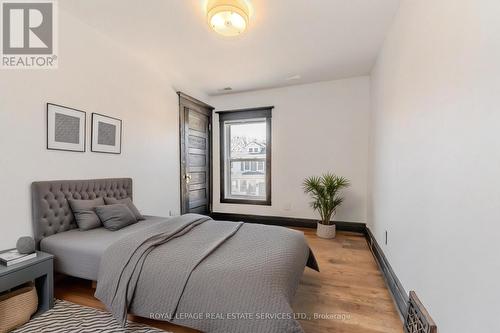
top-left (0, 251), bottom-right (54, 316)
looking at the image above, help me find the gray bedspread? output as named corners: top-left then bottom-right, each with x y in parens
top-left (95, 214), bottom-right (317, 333)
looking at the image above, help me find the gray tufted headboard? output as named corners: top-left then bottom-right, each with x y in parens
top-left (31, 178), bottom-right (133, 246)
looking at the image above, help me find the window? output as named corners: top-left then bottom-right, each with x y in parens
top-left (219, 107), bottom-right (272, 205)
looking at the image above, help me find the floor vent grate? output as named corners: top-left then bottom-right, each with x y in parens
top-left (404, 291), bottom-right (437, 333)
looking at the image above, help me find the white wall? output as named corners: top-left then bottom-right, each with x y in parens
top-left (209, 77), bottom-right (371, 223)
top-left (0, 8), bottom-right (203, 248)
top-left (370, 0), bottom-right (500, 332)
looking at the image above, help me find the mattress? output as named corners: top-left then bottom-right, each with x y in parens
top-left (40, 216), bottom-right (168, 281)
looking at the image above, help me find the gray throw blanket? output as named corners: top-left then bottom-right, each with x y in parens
top-left (95, 214), bottom-right (318, 333)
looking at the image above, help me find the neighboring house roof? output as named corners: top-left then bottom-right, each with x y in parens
top-left (231, 137), bottom-right (266, 153)
top-left (246, 141), bottom-right (266, 148)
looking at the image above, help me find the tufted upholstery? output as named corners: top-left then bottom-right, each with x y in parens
top-left (31, 178), bottom-right (133, 246)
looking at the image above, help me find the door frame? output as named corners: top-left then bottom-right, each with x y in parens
top-left (178, 92), bottom-right (214, 215)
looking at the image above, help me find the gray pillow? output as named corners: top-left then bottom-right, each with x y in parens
top-left (95, 204), bottom-right (137, 231)
top-left (68, 198), bottom-right (105, 231)
top-left (104, 197), bottom-right (144, 221)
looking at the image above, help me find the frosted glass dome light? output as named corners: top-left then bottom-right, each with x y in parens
top-left (207, 0), bottom-right (250, 37)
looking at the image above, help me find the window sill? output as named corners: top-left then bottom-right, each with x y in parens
top-left (220, 198), bottom-right (272, 206)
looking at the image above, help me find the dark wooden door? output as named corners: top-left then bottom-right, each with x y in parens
top-left (178, 93), bottom-right (213, 215)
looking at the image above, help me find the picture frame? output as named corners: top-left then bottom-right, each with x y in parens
top-left (47, 103), bottom-right (86, 152)
top-left (91, 113), bottom-right (122, 154)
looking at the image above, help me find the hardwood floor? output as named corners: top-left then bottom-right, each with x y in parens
top-left (55, 229), bottom-right (403, 333)
top-left (292, 229), bottom-right (402, 333)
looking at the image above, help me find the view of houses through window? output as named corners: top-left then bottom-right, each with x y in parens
top-left (224, 119), bottom-right (267, 200)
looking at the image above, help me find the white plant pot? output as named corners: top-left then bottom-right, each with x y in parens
top-left (316, 223), bottom-right (336, 239)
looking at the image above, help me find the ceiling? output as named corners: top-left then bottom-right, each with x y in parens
top-left (61, 0), bottom-right (400, 96)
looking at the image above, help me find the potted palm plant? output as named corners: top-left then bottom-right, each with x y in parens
top-left (303, 173), bottom-right (350, 239)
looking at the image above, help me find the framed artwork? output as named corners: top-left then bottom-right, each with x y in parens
top-left (91, 113), bottom-right (122, 154)
top-left (47, 103), bottom-right (86, 152)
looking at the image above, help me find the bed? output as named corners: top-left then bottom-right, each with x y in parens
top-left (32, 178), bottom-right (318, 333)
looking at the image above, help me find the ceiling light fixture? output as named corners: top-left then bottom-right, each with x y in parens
top-left (207, 0), bottom-right (250, 37)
